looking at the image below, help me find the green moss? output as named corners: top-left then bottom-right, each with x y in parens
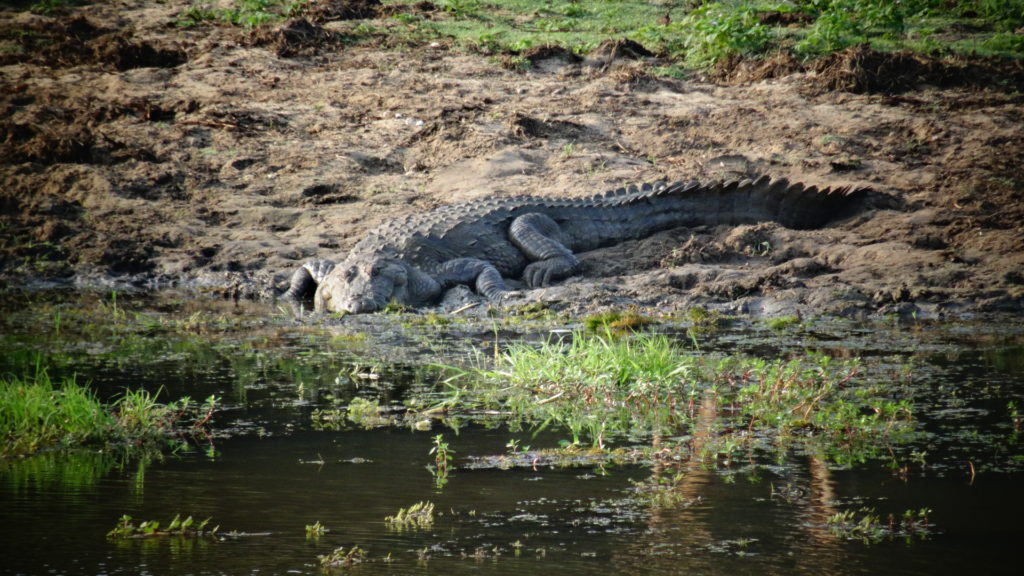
top-left (583, 310), bottom-right (656, 333)
top-left (767, 315), bottom-right (801, 331)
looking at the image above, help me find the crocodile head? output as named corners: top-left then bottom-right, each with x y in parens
top-left (313, 257), bottom-right (410, 314)
top-left (314, 256), bottom-right (445, 314)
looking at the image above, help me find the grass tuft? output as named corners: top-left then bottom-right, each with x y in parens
top-left (0, 361), bottom-right (217, 458)
top-left (442, 331), bottom-right (916, 464)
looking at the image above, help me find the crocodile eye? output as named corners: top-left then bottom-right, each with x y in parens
top-left (343, 266), bottom-right (358, 282)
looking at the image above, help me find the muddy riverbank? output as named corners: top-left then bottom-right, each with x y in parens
top-left (2, 1), bottom-right (1022, 318)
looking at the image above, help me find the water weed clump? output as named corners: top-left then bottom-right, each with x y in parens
top-left (385, 501), bottom-right (435, 531)
top-left (428, 434), bottom-right (454, 489)
top-left (826, 507), bottom-right (933, 544)
top-left (320, 545), bottom-right (368, 569)
top-left (107, 514), bottom-right (217, 539)
top-left (713, 354), bottom-right (915, 466)
top-left (305, 521), bottom-right (328, 539)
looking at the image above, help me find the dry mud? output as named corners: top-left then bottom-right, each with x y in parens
top-left (2, 1), bottom-right (1023, 319)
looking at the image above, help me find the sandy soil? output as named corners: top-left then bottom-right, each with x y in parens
top-left (2, 1), bottom-right (1023, 319)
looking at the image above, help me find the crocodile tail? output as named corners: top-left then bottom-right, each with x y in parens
top-left (649, 176), bottom-right (868, 229)
top-left (686, 176), bottom-right (866, 229)
top-left (768, 177), bottom-right (868, 229)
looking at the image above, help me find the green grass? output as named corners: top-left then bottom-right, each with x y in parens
top-left (387, 0), bottom-right (1024, 65)
top-left (0, 362), bottom-right (216, 458)
top-left (169, 1), bottom-right (1024, 63)
top-left (1, 366), bottom-right (113, 456)
top-left (442, 331), bottom-right (916, 465)
top-left (178, 0), bottom-right (311, 28)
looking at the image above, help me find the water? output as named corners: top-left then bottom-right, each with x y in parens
top-left (1, 292), bottom-right (1022, 575)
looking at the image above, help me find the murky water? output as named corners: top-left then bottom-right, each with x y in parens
top-left (2, 292), bottom-right (1022, 575)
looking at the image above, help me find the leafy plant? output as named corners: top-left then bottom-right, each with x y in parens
top-left (107, 514), bottom-right (216, 539)
top-left (827, 507), bottom-right (933, 543)
top-left (346, 397), bottom-right (383, 428)
top-left (428, 434), bottom-right (454, 488)
top-left (320, 545), bottom-right (368, 569)
top-left (385, 501), bottom-right (435, 530)
top-left (672, 3), bottom-right (771, 67)
top-left (178, 0), bottom-right (311, 29)
top-left (305, 520), bottom-right (328, 538)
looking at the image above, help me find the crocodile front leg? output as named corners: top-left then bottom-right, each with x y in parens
top-left (509, 213), bottom-right (580, 288)
top-left (282, 258), bottom-right (336, 300)
top-left (437, 258), bottom-right (509, 300)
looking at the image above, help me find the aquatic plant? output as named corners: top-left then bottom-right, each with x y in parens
top-left (826, 507), bottom-right (933, 544)
top-left (319, 545), bottom-right (368, 569)
top-left (305, 521), bottom-right (328, 539)
top-left (346, 397), bottom-right (384, 428)
top-left (428, 434), bottom-right (454, 489)
top-left (107, 514), bottom-right (217, 539)
top-left (385, 501), bottom-right (435, 531)
top-left (766, 315), bottom-right (801, 331)
top-left (1, 368), bottom-right (112, 456)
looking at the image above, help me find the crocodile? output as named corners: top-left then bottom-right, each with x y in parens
top-left (283, 175), bottom-right (866, 313)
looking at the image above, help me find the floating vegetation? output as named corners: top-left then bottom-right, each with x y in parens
top-left (319, 545), bottom-right (368, 569)
top-left (345, 397), bottom-right (384, 428)
top-left (305, 521), bottom-right (328, 539)
top-left (826, 507), bottom-right (934, 544)
top-left (428, 434), bottom-right (454, 490)
top-left (310, 408), bottom-right (346, 431)
top-left (107, 514), bottom-right (217, 540)
top-left (385, 501), bottom-right (435, 531)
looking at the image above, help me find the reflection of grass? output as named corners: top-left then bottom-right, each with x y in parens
top-left (0, 446), bottom-right (123, 493)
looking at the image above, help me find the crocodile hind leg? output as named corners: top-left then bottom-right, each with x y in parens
top-left (509, 213), bottom-right (580, 288)
top-left (282, 258), bottom-right (336, 300)
top-left (437, 258), bottom-right (509, 300)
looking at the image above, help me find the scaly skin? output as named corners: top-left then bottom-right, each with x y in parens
top-left (283, 176), bottom-right (866, 313)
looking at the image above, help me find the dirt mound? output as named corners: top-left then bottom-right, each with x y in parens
top-left (247, 17), bottom-right (347, 57)
top-left (0, 14), bottom-right (186, 69)
top-left (519, 45), bottom-right (582, 65)
top-left (300, 0), bottom-right (382, 22)
top-left (716, 45), bottom-right (1024, 95)
top-left (809, 45), bottom-right (1024, 94)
